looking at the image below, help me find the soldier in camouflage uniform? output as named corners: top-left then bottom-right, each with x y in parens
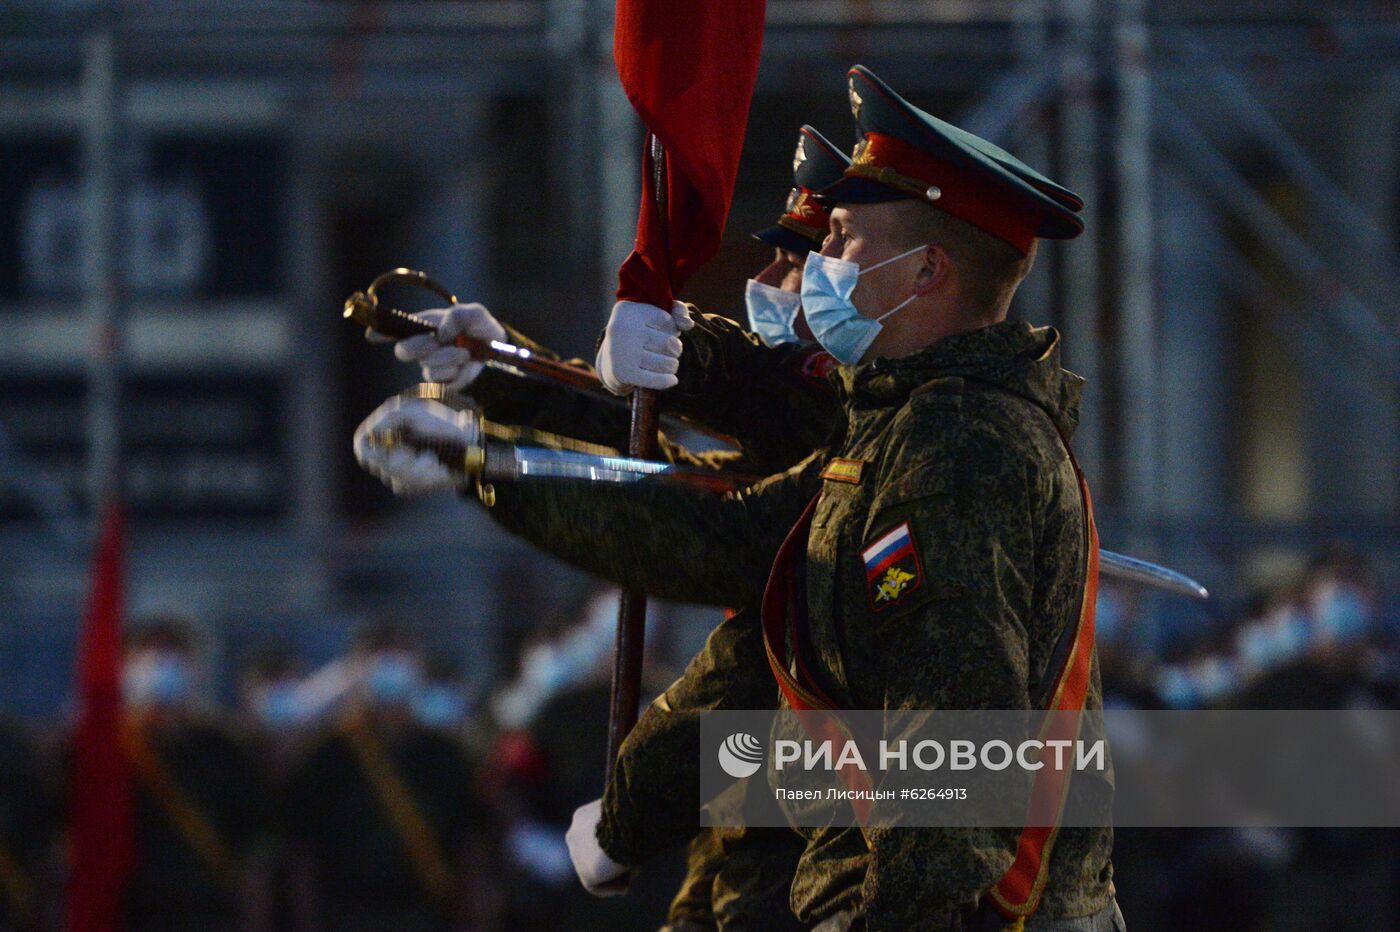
top-left (358, 65), bottom-right (1123, 930)
top-left (363, 128), bottom-right (853, 931)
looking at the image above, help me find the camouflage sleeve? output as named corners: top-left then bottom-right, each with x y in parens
top-left (663, 311), bottom-right (842, 475)
top-left (857, 421), bottom-right (1038, 927)
top-left (483, 451), bottom-right (823, 606)
top-left (596, 607), bottom-right (779, 865)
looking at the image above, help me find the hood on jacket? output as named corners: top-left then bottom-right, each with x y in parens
top-left (835, 320), bottom-right (1084, 438)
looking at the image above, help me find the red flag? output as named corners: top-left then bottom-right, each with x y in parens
top-left (614, 0), bottom-right (767, 305)
top-left (67, 500), bottom-right (135, 932)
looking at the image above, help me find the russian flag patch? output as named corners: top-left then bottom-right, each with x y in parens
top-left (862, 520), bottom-right (923, 611)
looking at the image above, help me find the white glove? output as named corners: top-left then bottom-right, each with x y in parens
top-left (351, 396), bottom-right (470, 496)
top-left (375, 304), bottom-right (508, 390)
top-left (595, 300), bottom-right (694, 395)
top-left (565, 798), bottom-right (631, 897)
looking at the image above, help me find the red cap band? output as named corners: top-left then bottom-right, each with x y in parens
top-left (777, 187), bottom-right (832, 244)
top-left (849, 132), bottom-right (1041, 254)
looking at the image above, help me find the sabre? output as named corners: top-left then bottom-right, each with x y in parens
top-left (344, 268), bottom-right (609, 392)
top-left (368, 403), bottom-right (1210, 601)
top-left (366, 394), bottom-right (755, 506)
top-left (1090, 549), bottom-right (1208, 601)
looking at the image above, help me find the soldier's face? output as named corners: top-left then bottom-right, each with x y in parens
top-left (754, 247), bottom-right (814, 341)
top-left (823, 203), bottom-right (926, 320)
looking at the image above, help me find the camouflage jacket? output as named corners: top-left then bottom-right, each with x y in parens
top-left (486, 321), bottom-right (1114, 928)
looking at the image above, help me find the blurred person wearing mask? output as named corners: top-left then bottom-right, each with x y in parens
top-left (488, 595), bottom-right (684, 932)
top-left (117, 616), bottom-right (270, 932)
top-left (1230, 574), bottom-right (1382, 710)
top-left (234, 645), bottom-right (312, 932)
top-left (413, 653), bottom-right (474, 735)
top-left (283, 621), bottom-right (490, 932)
top-left (238, 644), bottom-right (313, 742)
top-left (1303, 543), bottom-right (1380, 654)
top-left (1233, 587), bottom-right (1311, 684)
top-left (1227, 550), bottom-right (1398, 928)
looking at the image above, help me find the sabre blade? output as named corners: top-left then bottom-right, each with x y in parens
top-left (1100, 549), bottom-right (1210, 600)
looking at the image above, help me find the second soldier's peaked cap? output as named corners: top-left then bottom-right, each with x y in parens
top-left (753, 125), bottom-right (851, 255)
top-left (817, 65), bottom-right (1084, 253)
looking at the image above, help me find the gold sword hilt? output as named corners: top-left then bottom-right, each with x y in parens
top-left (364, 414), bottom-right (496, 506)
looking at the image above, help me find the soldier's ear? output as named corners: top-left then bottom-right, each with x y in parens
top-left (912, 244), bottom-right (952, 297)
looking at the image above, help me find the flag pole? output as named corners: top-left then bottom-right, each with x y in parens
top-left (605, 134), bottom-right (667, 781)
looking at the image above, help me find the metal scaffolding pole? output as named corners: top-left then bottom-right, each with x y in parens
top-left (285, 141), bottom-right (333, 609)
top-left (1059, 0), bottom-right (1104, 481)
top-left (1115, 0), bottom-right (1160, 542)
top-left (1169, 28), bottom-right (1398, 264)
top-left (1158, 99), bottom-right (1400, 365)
top-left (549, 0), bottom-right (601, 285)
top-left (80, 28), bottom-right (122, 511)
top-left (958, 58), bottom-right (1058, 145)
top-left (1008, 0), bottom-right (1054, 334)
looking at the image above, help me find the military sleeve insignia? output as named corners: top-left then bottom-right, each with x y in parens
top-left (862, 520), bottom-right (923, 612)
top-left (820, 458), bottom-right (864, 485)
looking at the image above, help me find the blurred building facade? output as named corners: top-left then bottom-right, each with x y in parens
top-left (0, 0), bottom-right (1396, 713)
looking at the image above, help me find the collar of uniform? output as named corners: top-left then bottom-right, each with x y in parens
top-left (833, 320), bottom-right (1084, 437)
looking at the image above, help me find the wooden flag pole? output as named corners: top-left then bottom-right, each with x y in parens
top-left (605, 134), bottom-right (668, 782)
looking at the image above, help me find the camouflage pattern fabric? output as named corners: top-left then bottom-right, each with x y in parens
top-left (485, 320), bottom-right (1114, 929)
top-left (666, 831), bottom-right (720, 929)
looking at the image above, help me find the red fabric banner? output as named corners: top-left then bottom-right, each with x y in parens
top-left (613, 0), bottom-right (767, 305)
top-left (67, 500), bottom-right (135, 932)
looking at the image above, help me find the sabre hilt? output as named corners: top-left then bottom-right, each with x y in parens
top-left (365, 402), bottom-right (496, 506)
top-left (366, 397), bottom-right (759, 505)
top-left (343, 267), bottom-right (457, 340)
top-left (344, 267), bottom-right (613, 393)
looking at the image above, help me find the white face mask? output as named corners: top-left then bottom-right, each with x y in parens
top-left (800, 244), bottom-right (927, 365)
top-left (123, 651), bottom-right (195, 708)
top-left (744, 279), bottom-right (803, 346)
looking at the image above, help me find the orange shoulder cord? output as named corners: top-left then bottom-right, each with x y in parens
top-left (339, 713), bottom-right (456, 906)
top-left (985, 437), bottom-right (1098, 921)
top-left (761, 496), bottom-right (876, 825)
top-left (123, 718), bottom-right (243, 894)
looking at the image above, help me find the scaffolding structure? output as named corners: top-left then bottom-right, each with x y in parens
top-left (0, 0), bottom-right (1396, 710)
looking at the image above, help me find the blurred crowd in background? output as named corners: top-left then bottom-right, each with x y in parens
top-left (0, 541), bottom-right (1394, 932)
top-left (0, 588), bottom-right (690, 932)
